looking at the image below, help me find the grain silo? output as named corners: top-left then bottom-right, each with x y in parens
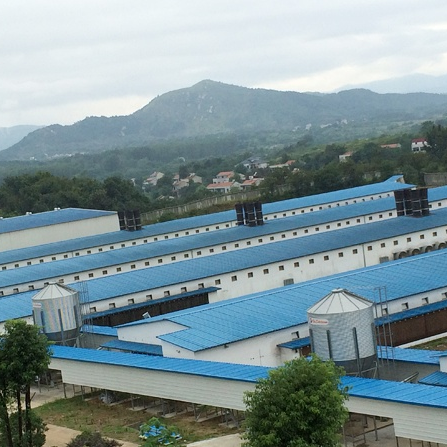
top-left (32, 283), bottom-right (82, 346)
top-left (307, 288), bottom-right (377, 376)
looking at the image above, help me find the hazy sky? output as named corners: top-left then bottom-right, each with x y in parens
top-left (2, 1), bottom-right (447, 127)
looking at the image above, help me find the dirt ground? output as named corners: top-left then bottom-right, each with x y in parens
top-left (31, 384), bottom-right (240, 447)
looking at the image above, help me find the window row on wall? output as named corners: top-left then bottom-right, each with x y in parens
top-left (379, 289), bottom-right (447, 316)
top-left (3, 223), bottom-right (447, 298)
top-left (0, 208), bottom-right (397, 271)
top-left (263, 193), bottom-right (394, 220)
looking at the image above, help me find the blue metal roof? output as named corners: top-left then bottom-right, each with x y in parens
top-left (259, 175), bottom-right (412, 214)
top-left (135, 176), bottom-right (412, 231)
top-left (50, 345), bottom-right (447, 410)
top-left (7, 229), bottom-right (447, 332)
top-left (81, 325), bottom-right (118, 337)
top-left (419, 371), bottom-right (447, 387)
top-left (51, 345), bottom-right (270, 382)
top-left (376, 299), bottom-right (447, 326)
top-left (343, 375), bottom-right (447, 409)
top-left (377, 346), bottom-right (443, 365)
top-left (101, 339), bottom-right (163, 356)
top-left (0, 208), bottom-right (115, 234)
top-left (0, 176), bottom-right (418, 265)
top-left (3, 202), bottom-right (447, 290)
top-left (117, 248), bottom-right (447, 351)
top-left (276, 342), bottom-right (445, 365)
top-left (278, 337), bottom-right (311, 349)
top-left (0, 195), bottom-right (397, 266)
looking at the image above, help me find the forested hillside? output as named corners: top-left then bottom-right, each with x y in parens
top-left (0, 173), bottom-right (150, 217)
top-left (3, 122), bottom-right (447, 220)
top-left (2, 80), bottom-right (447, 161)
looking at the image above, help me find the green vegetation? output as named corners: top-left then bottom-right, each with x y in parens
top-left (243, 355), bottom-right (348, 447)
top-left (66, 430), bottom-right (122, 447)
top-left (2, 122), bottom-right (447, 220)
top-left (0, 320), bottom-right (52, 447)
top-left (0, 172), bottom-right (151, 217)
top-left (411, 337), bottom-right (447, 351)
top-left (35, 395), bottom-right (238, 444)
top-left (3, 80), bottom-right (447, 163)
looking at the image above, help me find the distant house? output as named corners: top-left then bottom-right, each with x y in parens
top-left (172, 173), bottom-right (202, 193)
top-left (206, 181), bottom-right (240, 193)
top-left (380, 143), bottom-right (402, 149)
top-left (143, 171), bottom-right (164, 187)
top-left (240, 157), bottom-right (268, 170)
top-left (411, 138), bottom-right (428, 153)
top-left (241, 178), bottom-right (264, 190)
top-left (339, 152), bottom-right (353, 162)
top-left (212, 171), bottom-right (234, 184)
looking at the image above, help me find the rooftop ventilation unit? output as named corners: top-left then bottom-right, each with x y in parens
top-left (235, 202), bottom-right (264, 227)
top-left (119, 209), bottom-right (143, 231)
top-left (394, 187), bottom-right (429, 218)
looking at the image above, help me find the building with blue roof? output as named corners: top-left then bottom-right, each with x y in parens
top-left (48, 344), bottom-right (447, 445)
top-left (110, 247), bottom-right (447, 368)
top-left (0, 195), bottom-right (400, 272)
top-left (0, 208), bottom-right (119, 252)
top-left (0, 176), bottom-right (418, 270)
top-left (6, 175), bottom-right (447, 446)
top-left (3, 200), bottom-right (447, 298)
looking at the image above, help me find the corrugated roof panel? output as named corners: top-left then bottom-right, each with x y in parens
top-left (0, 208), bottom-right (115, 234)
top-left (81, 325), bottom-right (118, 337)
top-left (0, 176), bottom-right (418, 265)
top-left (278, 337), bottom-right (311, 349)
top-left (51, 345), bottom-right (271, 382)
top-left (101, 340), bottom-right (163, 356)
top-left (343, 376), bottom-right (447, 409)
top-left (147, 250), bottom-right (447, 351)
top-left (377, 346), bottom-right (443, 365)
top-left (3, 206), bottom-right (447, 290)
top-left (7, 234), bottom-right (447, 350)
top-left (50, 345), bottom-right (447, 409)
top-left (419, 371), bottom-right (447, 387)
top-left (0, 195), bottom-right (394, 266)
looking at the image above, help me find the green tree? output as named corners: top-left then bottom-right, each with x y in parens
top-left (66, 430), bottom-right (122, 447)
top-left (243, 355), bottom-right (348, 447)
top-left (426, 124), bottom-right (447, 158)
top-left (0, 320), bottom-right (52, 447)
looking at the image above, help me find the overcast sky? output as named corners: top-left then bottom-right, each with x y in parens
top-left (2, 0), bottom-right (447, 127)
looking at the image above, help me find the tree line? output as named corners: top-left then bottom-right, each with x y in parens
top-left (0, 172), bottom-right (151, 217)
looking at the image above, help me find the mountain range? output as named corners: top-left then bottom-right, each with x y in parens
top-left (339, 73), bottom-right (447, 94)
top-left (0, 125), bottom-right (42, 151)
top-left (2, 80), bottom-right (447, 161)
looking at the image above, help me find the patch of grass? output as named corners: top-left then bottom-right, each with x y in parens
top-left (411, 337), bottom-right (447, 351)
top-left (35, 395), bottom-right (241, 444)
top-left (35, 396), bottom-right (141, 443)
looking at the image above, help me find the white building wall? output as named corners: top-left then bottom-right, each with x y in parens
top-left (0, 214), bottom-right (119, 252)
top-left (440, 356), bottom-right (447, 372)
top-left (118, 320), bottom-right (186, 345)
top-left (7, 190), bottom-right (437, 271)
top-left (50, 357), bottom-right (253, 411)
top-left (194, 329), bottom-right (305, 367)
top-left (0, 207), bottom-right (398, 287)
top-left (347, 396), bottom-right (447, 445)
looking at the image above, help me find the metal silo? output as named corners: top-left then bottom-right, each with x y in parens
top-left (307, 288), bottom-right (376, 376)
top-left (32, 283), bottom-right (82, 346)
